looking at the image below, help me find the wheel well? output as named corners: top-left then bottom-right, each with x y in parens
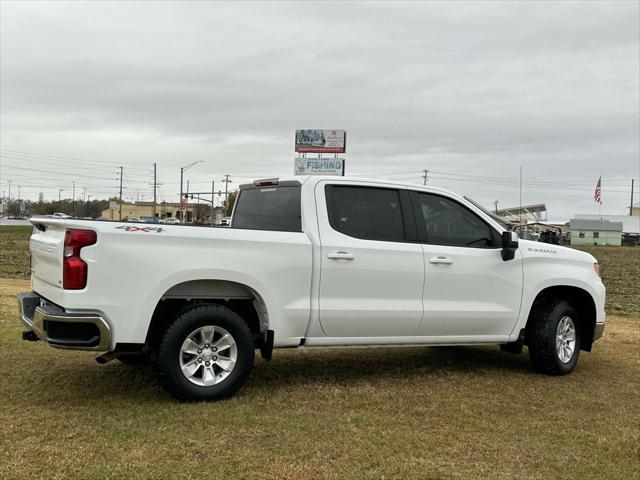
top-left (145, 280), bottom-right (268, 350)
top-left (527, 286), bottom-right (597, 352)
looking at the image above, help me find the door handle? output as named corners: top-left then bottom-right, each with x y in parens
top-left (429, 256), bottom-right (453, 265)
top-left (327, 251), bottom-right (355, 260)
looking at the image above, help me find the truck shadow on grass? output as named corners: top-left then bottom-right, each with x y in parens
top-left (251, 346), bottom-right (532, 387)
top-left (25, 345), bottom-right (533, 404)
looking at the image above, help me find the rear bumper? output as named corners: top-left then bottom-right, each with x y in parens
top-left (593, 322), bottom-right (605, 342)
top-left (17, 291), bottom-right (111, 351)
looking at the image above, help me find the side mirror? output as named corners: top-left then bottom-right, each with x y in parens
top-left (501, 231), bottom-right (519, 261)
top-left (502, 230), bottom-right (519, 248)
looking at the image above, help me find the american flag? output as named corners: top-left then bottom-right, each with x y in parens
top-left (594, 176), bottom-right (602, 204)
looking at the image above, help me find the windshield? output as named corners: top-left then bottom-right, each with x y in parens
top-left (463, 196), bottom-right (512, 231)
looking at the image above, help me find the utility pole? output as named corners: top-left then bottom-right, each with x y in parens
top-left (153, 162), bottom-right (157, 217)
top-left (422, 170), bottom-right (429, 185)
top-left (83, 187), bottom-right (87, 202)
top-left (180, 166), bottom-right (184, 221)
top-left (211, 180), bottom-right (215, 224)
top-left (186, 180), bottom-right (190, 223)
top-left (58, 189), bottom-right (64, 203)
top-left (519, 166), bottom-right (523, 226)
top-left (7, 180), bottom-right (11, 201)
top-left (494, 200), bottom-right (499, 214)
top-left (222, 175), bottom-right (231, 209)
top-left (118, 166), bottom-right (123, 220)
top-left (72, 181), bottom-right (76, 217)
top-left (631, 179), bottom-right (635, 216)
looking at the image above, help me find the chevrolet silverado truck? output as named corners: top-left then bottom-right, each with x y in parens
top-left (18, 176), bottom-right (605, 401)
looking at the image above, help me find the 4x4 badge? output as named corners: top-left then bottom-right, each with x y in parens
top-left (115, 226), bottom-right (163, 233)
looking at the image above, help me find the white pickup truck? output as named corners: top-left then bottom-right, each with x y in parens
top-left (18, 176), bottom-right (605, 401)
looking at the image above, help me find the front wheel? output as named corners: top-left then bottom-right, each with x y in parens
top-left (528, 299), bottom-right (581, 375)
top-left (152, 304), bottom-right (255, 401)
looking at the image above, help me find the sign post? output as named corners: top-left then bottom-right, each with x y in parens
top-left (109, 201), bottom-right (118, 220)
top-left (295, 129), bottom-right (346, 176)
top-left (295, 130), bottom-right (346, 154)
top-left (294, 158), bottom-right (345, 176)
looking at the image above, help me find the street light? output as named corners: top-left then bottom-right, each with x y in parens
top-left (180, 161), bottom-right (204, 222)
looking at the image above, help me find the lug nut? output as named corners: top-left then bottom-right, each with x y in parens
top-left (198, 358), bottom-right (202, 363)
top-left (197, 349), bottom-right (202, 354)
top-left (205, 361), bottom-right (210, 366)
top-left (205, 344), bottom-right (209, 348)
top-left (213, 356), bottom-right (218, 361)
top-left (213, 347), bottom-right (217, 352)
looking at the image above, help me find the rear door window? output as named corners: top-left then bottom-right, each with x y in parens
top-left (232, 186), bottom-right (301, 232)
top-left (325, 185), bottom-right (406, 242)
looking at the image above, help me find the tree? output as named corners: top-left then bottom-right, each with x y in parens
top-left (7, 201), bottom-right (21, 217)
top-left (224, 191), bottom-right (238, 216)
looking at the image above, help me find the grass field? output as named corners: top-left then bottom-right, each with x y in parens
top-left (574, 245), bottom-right (640, 315)
top-left (1, 225), bottom-right (639, 479)
top-left (0, 226), bottom-right (31, 278)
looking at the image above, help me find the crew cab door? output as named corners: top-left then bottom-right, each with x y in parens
top-left (316, 182), bottom-right (424, 337)
top-left (411, 192), bottom-right (523, 337)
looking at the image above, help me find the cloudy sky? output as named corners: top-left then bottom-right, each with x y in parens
top-left (1, 0), bottom-right (638, 220)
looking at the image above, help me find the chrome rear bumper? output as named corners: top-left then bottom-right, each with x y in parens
top-left (17, 291), bottom-right (111, 351)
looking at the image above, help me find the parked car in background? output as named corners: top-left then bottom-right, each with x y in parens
top-left (139, 216), bottom-right (163, 224)
top-left (19, 176), bottom-right (605, 401)
top-left (220, 216), bottom-right (231, 226)
top-left (162, 218), bottom-right (181, 224)
top-left (52, 212), bottom-right (72, 218)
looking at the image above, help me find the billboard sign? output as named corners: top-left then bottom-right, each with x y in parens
top-left (295, 129), bottom-right (346, 153)
top-left (294, 158), bottom-right (345, 176)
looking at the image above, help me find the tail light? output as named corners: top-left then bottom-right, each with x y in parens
top-left (63, 229), bottom-right (97, 289)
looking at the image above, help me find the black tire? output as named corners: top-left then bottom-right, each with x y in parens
top-left (117, 354), bottom-right (150, 366)
top-left (528, 299), bottom-right (581, 375)
top-left (151, 304), bottom-right (254, 401)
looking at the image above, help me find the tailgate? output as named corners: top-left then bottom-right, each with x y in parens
top-left (29, 219), bottom-right (66, 290)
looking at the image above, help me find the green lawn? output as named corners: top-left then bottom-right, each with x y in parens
top-left (0, 277), bottom-right (638, 479)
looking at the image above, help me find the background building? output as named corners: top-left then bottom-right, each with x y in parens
top-left (101, 202), bottom-right (224, 223)
top-left (573, 213), bottom-right (639, 246)
top-left (494, 203), bottom-right (547, 224)
top-left (569, 219), bottom-right (623, 246)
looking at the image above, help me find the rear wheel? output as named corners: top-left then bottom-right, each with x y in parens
top-left (151, 304), bottom-right (254, 401)
top-left (528, 299), bottom-right (581, 375)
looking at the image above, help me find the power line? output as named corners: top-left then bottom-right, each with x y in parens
top-left (2, 163), bottom-right (124, 182)
top-left (0, 149), bottom-right (152, 168)
top-left (1, 155), bottom-right (152, 180)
